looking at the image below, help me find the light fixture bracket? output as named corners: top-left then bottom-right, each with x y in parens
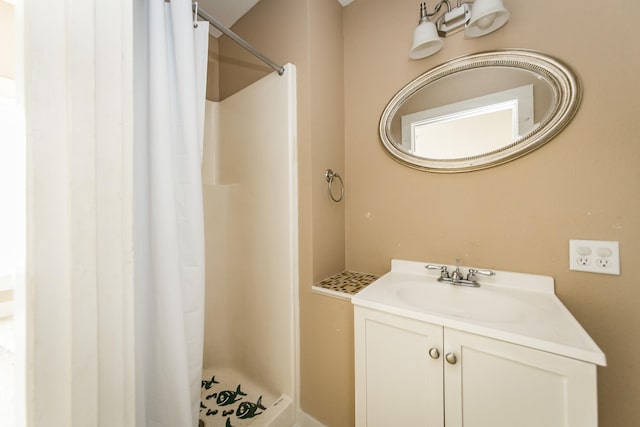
top-left (436, 3), bottom-right (470, 37)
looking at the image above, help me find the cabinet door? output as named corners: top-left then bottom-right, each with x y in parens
top-left (354, 307), bottom-right (444, 427)
top-left (444, 328), bottom-right (598, 427)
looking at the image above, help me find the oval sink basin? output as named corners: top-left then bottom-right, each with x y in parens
top-left (395, 282), bottom-right (531, 323)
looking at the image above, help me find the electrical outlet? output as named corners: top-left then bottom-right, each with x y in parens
top-left (569, 240), bottom-right (620, 275)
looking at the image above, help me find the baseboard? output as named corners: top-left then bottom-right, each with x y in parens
top-left (295, 409), bottom-right (327, 427)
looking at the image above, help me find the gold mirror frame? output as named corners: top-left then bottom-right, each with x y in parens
top-left (379, 50), bottom-right (582, 173)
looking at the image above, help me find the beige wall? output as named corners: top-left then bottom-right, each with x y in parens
top-left (0, 1), bottom-right (14, 79)
top-left (303, 2), bottom-right (350, 426)
top-left (344, 1), bottom-right (640, 427)
top-left (210, 0), bottom-right (639, 425)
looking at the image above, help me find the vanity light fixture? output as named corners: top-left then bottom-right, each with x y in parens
top-left (409, 0), bottom-right (510, 59)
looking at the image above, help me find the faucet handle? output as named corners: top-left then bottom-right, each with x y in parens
top-left (426, 264), bottom-right (449, 278)
top-left (467, 268), bottom-right (496, 281)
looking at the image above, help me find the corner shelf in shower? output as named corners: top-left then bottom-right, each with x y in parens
top-left (312, 271), bottom-right (379, 301)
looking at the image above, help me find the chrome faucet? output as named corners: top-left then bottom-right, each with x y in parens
top-left (450, 258), bottom-right (465, 282)
top-left (425, 259), bottom-right (495, 287)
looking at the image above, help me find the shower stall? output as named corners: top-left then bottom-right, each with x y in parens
top-left (200, 64), bottom-right (299, 427)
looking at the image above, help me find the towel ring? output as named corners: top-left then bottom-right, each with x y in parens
top-left (325, 169), bottom-right (344, 203)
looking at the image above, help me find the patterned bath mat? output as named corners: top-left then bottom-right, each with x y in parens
top-left (200, 370), bottom-right (271, 427)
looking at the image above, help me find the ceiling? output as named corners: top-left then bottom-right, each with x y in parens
top-left (197, 0), bottom-right (354, 37)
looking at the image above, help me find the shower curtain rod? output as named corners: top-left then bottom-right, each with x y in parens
top-left (194, 4), bottom-right (285, 76)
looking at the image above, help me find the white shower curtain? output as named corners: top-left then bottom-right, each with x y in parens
top-left (135, 2), bottom-right (209, 426)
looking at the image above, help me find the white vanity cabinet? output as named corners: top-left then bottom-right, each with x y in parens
top-left (354, 306), bottom-right (599, 427)
top-left (354, 306), bottom-right (444, 426)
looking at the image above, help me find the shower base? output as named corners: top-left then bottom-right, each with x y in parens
top-left (200, 367), bottom-right (293, 427)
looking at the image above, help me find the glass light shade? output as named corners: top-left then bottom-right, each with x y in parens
top-left (465, 0), bottom-right (510, 38)
top-left (409, 21), bottom-right (443, 59)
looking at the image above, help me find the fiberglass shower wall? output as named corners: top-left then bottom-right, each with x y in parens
top-left (201, 64), bottom-right (298, 404)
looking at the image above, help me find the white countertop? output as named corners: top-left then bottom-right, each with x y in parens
top-left (351, 259), bottom-right (606, 366)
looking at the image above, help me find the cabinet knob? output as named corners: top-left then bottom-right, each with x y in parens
top-left (445, 352), bottom-right (458, 365)
top-left (428, 348), bottom-right (440, 359)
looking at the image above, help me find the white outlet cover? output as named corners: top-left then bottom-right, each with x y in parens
top-left (569, 240), bottom-right (620, 275)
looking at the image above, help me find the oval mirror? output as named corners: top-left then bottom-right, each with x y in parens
top-left (379, 50), bottom-right (581, 172)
